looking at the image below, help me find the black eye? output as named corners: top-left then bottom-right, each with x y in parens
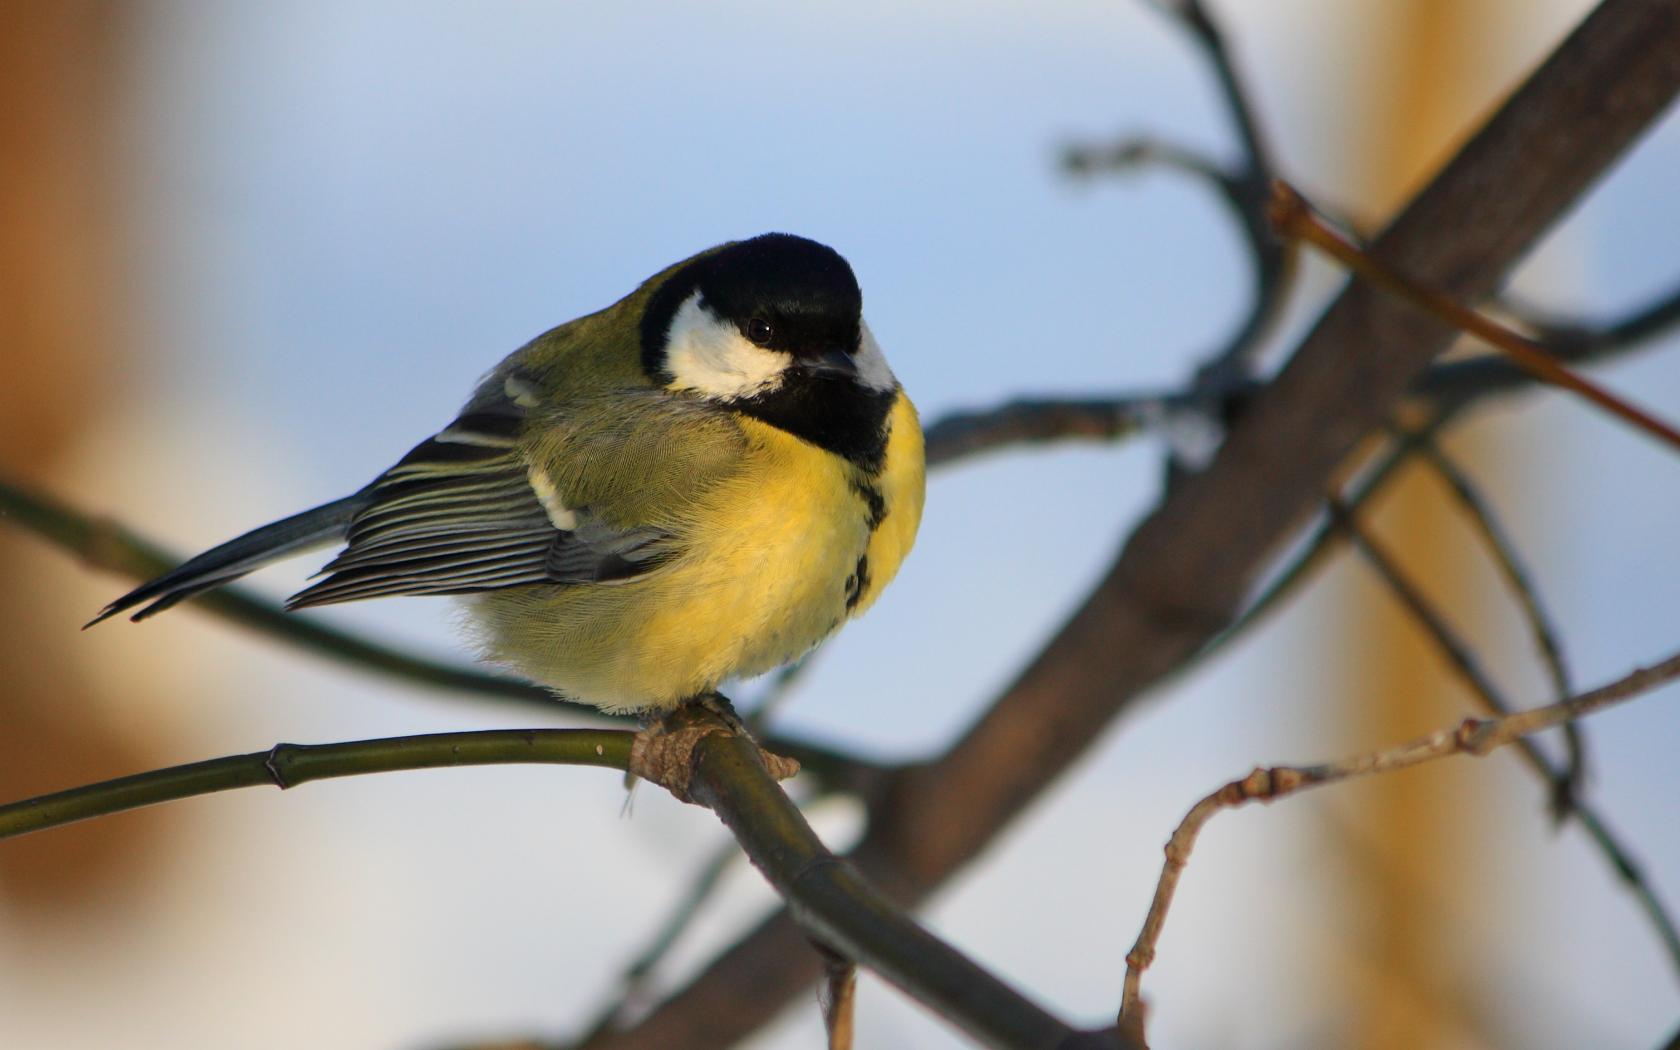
top-left (745, 317), bottom-right (775, 347)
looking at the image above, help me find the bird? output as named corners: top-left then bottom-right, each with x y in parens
top-left (90, 233), bottom-right (925, 716)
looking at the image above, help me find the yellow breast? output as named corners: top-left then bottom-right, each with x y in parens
top-left (622, 415), bottom-right (873, 700)
top-left (468, 392), bottom-right (924, 712)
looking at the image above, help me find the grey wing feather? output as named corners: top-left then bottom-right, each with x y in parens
top-left (287, 392), bottom-right (676, 609)
top-left (285, 447), bottom-right (556, 608)
top-left (547, 517), bottom-right (678, 583)
top-left (87, 494), bottom-right (368, 625)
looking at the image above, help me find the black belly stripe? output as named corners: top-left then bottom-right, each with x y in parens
top-left (844, 473), bottom-right (885, 612)
top-left (850, 477), bottom-right (886, 530)
top-left (845, 554), bottom-right (870, 611)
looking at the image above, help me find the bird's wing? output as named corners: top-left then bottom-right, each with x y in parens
top-left (286, 383), bottom-right (681, 610)
top-left (88, 494), bottom-right (368, 625)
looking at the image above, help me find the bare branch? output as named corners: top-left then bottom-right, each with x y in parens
top-left (1411, 435), bottom-right (1584, 805)
top-left (923, 394), bottom-right (1163, 467)
top-left (1422, 278), bottom-right (1680, 408)
top-left (818, 945), bottom-right (859, 1050)
top-left (1333, 501), bottom-right (1680, 979)
top-left (1066, 0), bottom-right (1291, 382)
top-left (1118, 646), bottom-right (1680, 1025)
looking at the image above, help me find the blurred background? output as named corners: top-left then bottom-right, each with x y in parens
top-left (2, 1), bottom-right (1678, 1047)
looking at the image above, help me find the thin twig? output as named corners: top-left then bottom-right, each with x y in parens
top-left (1156, 0), bottom-right (1285, 371)
top-left (1118, 646), bottom-right (1680, 1025)
top-left (1410, 435), bottom-right (1585, 809)
top-left (1065, 0), bottom-right (1292, 387)
top-left (0, 729), bottom-right (634, 840)
top-left (1062, 136), bottom-right (1229, 185)
top-left (923, 395), bottom-right (1162, 467)
top-left (1202, 416), bottom-right (1446, 655)
top-left (1333, 502), bottom-right (1680, 980)
top-left (1271, 180), bottom-right (1680, 453)
top-left (1425, 280), bottom-right (1680, 409)
top-left (1161, 0), bottom-right (1272, 175)
top-left (818, 944), bottom-right (859, 1050)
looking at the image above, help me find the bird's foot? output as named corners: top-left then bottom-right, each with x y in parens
top-left (693, 690), bottom-right (751, 736)
top-left (627, 693), bottom-right (798, 803)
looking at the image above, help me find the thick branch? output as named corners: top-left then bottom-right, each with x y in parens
top-left (606, 3), bottom-right (1680, 1043)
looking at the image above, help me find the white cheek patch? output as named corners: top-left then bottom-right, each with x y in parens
top-left (853, 321), bottom-right (898, 393)
top-left (662, 292), bottom-right (791, 399)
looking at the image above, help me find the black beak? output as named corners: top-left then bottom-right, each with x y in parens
top-left (798, 348), bottom-right (858, 381)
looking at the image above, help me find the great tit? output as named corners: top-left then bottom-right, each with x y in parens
top-left (92, 233), bottom-right (925, 713)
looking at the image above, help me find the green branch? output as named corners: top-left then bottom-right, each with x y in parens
top-left (0, 729), bottom-right (632, 840)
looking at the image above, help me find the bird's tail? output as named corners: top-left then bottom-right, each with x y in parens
top-left (87, 493), bottom-right (369, 626)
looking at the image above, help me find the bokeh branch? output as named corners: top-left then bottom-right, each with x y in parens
top-left (1065, 0), bottom-right (1291, 385)
top-left (1410, 435), bottom-right (1584, 804)
top-left (1117, 646), bottom-right (1680, 1028)
top-left (1422, 279), bottom-right (1680, 409)
top-left (573, 841), bottom-right (742, 1043)
top-left (1332, 500), bottom-right (1680, 978)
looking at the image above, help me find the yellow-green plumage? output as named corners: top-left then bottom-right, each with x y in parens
top-left (471, 395), bottom-right (922, 711)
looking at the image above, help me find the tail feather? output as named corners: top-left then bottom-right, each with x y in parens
top-left (87, 493), bottom-right (369, 626)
